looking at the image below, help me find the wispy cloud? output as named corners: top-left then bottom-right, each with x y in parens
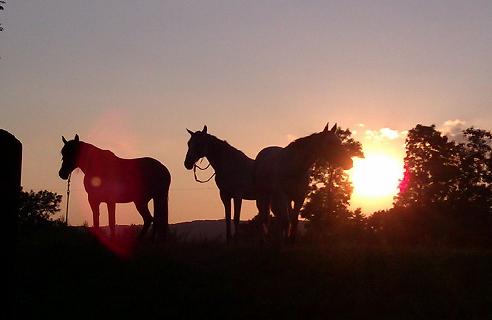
top-left (437, 119), bottom-right (472, 143)
top-left (439, 119), bottom-right (466, 141)
top-left (364, 128), bottom-right (407, 141)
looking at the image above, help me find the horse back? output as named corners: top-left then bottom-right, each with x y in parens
top-left (83, 156), bottom-right (170, 203)
top-left (254, 146), bottom-right (284, 192)
top-left (254, 146), bottom-right (308, 197)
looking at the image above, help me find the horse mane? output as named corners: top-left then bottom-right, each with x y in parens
top-left (80, 141), bottom-right (118, 161)
top-left (285, 132), bottom-right (321, 152)
top-left (205, 133), bottom-right (250, 159)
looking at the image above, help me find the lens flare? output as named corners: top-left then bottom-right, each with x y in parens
top-left (91, 176), bottom-right (102, 187)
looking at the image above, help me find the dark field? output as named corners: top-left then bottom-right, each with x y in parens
top-left (15, 227), bottom-right (492, 319)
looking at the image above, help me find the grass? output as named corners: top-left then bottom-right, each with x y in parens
top-left (15, 226), bottom-right (492, 319)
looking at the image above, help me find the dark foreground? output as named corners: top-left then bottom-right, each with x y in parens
top-left (15, 227), bottom-right (492, 319)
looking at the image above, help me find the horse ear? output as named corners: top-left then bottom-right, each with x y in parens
top-left (330, 123), bottom-right (337, 133)
top-left (62, 136), bottom-right (67, 144)
top-left (186, 129), bottom-right (194, 136)
top-left (323, 123), bottom-right (329, 133)
top-left (74, 134), bottom-right (80, 142)
top-left (202, 125), bottom-right (207, 133)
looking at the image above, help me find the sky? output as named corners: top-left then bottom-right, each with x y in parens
top-left (1, 1), bottom-right (491, 225)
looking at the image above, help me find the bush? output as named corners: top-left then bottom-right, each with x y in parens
top-left (17, 189), bottom-right (63, 230)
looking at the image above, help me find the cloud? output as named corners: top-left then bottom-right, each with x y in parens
top-left (439, 119), bottom-right (466, 142)
top-left (351, 124), bottom-right (366, 136)
top-left (380, 128), bottom-right (400, 140)
top-left (364, 128), bottom-right (407, 141)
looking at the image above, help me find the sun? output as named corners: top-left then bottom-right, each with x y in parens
top-left (349, 153), bottom-right (404, 198)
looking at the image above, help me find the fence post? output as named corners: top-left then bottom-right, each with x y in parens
top-left (0, 129), bottom-right (22, 233)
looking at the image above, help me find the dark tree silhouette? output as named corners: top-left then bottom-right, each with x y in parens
top-left (397, 125), bottom-right (492, 212)
top-left (372, 124), bottom-right (492, 246)
top-left (395, 124), bottom-right (462, 208)
top-left (18, 189), bottom-right (63, 228)
top-left (454, 128), bottom-right (492, 212)
top-left (301, 128), bottom-right (364, 241)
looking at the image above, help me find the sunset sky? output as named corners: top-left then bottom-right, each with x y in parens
top-left (2, 1), bottom-right (491, 225)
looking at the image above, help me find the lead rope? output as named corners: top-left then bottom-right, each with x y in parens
top-left (65, 173), bottom-right (71, 226)
top-left (193, 158), bottom-right (216, 183)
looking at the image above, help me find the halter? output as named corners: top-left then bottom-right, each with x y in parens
top-left (193, 158), bottom-right (216, 183)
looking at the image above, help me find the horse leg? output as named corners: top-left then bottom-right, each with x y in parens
top-left (153, 193), bottom-right (169, 241)
top-left (135, 201), bottom-right (153, 239)
top-left (220, 191), bottom-right (232, 243)
top-left (271, 192), bottom-right (290, 244)
top-left (89, 198), bottom-right (101, 232)
top-left (288, 200), bottom-right (303, 244)
top-left (256, 197), bottom-right (270, 243)
top-left (233, 198), bottom-right (242, 242)
top-left (107, 202), bottom-right (116, 238)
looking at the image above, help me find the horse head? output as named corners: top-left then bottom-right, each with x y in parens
top-left (319, 123), bottom-right (353, 170)
top-left (184, 125), bottom-right (209, 170)
top-left (59, 134), bottom-right (81, 180)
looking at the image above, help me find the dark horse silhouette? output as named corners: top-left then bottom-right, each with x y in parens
top-left (254, 123), bottom-right (353, 243)
top-left (58, 134), bottom-right (171, 239)
top-left (184, 126), bottom-right (256, 243)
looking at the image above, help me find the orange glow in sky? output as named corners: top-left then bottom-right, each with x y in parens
top-left (4, 1), bottom-right (491, 225)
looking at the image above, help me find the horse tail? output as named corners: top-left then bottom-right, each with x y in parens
top-left (153, 170), bottom-right (171, 240)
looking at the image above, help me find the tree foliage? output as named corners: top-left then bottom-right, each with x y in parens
top-left (18, 189), bottom-right (63, 228)
top-left (302, 124), bottom-right (492, 247)
top-left (396, 125), bottom-right (492, 213)
top-left (374, 124), bottom-right (492, 246)
top-left (455, 128), bottom-right (492, 212)
top-left (301, 128), bottom-right (365, 241)
top-left (395, 124), bottom-right (462, 208)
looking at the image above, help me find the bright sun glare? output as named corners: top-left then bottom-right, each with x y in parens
top-left (349, 154), bottom-right (404, 198)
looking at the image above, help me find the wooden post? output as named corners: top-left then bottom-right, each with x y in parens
top-left (0, 129), bottom-right (22, 234)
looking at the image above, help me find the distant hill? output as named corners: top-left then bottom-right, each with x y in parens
top-left (90, 219), bottom-right (306, 241)
top-left (173, 219), bottom-right (307, 240)
top-left (170, 219), bottom-right (228, 240)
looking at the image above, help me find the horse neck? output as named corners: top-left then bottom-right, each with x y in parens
top-left (203, 136), bottom-right (231, 171)
top-left (77, 142), bottom-right (110, 174)
top-left (285, 137), bottom-right (319, 174)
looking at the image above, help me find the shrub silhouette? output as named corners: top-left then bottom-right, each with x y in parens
top-left (17, 189), bottom-right (63, 230)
